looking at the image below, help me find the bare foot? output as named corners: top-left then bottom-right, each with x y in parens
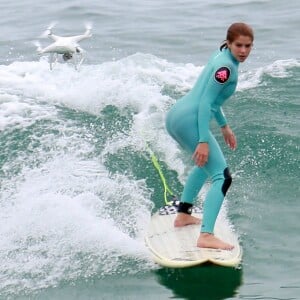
top-left (197, 233), bottom-right (234, 250)
top-left (174, 213), bottom-right (201, 227)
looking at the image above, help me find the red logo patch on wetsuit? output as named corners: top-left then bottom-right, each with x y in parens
top-left (214, 67), bottom-right (230, 84)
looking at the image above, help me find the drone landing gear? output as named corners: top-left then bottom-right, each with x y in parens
top-left (49, 53), bottom-right (58, 70)
top-left (48, 52), bottom-right (84, 71)
top-left (73, 52), bottom-right (85, 70)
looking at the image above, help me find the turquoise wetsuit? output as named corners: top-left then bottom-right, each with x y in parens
top-left (166, 47), bottom-right (239, 233)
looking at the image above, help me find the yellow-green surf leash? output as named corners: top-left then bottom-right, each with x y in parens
top-left (146, 143), bottom-right (177, 206)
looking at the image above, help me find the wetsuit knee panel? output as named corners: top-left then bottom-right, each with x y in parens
top-left (222, 167), bottom-right (232, 196)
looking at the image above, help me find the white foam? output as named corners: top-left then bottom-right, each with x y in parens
top-left (0, 53), bottom-right (201, 178)
top-left (1, 53), bottom-right (291, 295)
top-left (0, 154), bottom-right (153, 295)
top-left (1, 53), bottom-right (290, 199)
top-left (0, 53), bottom-right (267, 127)
top-left (264, 58), bottom-right (300, 78)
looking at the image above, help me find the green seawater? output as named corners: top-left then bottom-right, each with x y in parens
top-left (0, 1), bottom-right (299, 299)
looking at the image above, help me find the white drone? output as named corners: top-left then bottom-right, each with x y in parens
top-left (35, 23), bottom-right (92, 70)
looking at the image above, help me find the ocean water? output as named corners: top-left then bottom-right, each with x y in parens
top-left (0, 0), bottom-right (299, 299)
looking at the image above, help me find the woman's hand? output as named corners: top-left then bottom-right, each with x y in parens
top-left (192, 142), bottom-right (209, 167)
top-left (221, 125), bottom-right (237, 150)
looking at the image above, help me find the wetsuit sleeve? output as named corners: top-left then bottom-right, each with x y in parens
top-left (214, 107), bottom-right (227, 127)
top-left (198, 69), bottom-right (230, 143)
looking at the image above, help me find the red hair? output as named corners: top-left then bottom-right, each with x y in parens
top-left (220, 23), bottom-right (254, 50)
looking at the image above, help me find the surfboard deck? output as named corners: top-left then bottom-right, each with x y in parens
top-left (145, 204), bottom-right (242, 268)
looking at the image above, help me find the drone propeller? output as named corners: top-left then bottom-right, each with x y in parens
top-left (40, 21), bottom-right (57, 38)
top-left (83, 22), bottom-right (93, 37)
top-left (32, 40), bottom-right (42, 53)
top-left (84, 22), bottom-right (93, 31)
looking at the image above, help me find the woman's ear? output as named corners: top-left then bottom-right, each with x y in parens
top-left (226, 40), bottom-right (231, 49)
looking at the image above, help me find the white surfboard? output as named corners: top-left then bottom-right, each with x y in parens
top-left (145, 204), bottom-right (242, 268)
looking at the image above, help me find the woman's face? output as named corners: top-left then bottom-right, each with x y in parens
top-left (228, 35), bottom-right (253, 62)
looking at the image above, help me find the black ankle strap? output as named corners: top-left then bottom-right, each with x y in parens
top-left (177, 202), bottom-right (193, 215)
